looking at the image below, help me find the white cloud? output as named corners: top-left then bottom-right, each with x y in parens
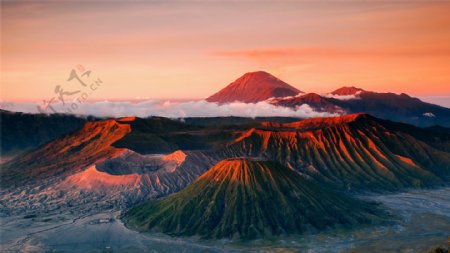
top-left (0, 100), bottom-right (339, 118)
top-left (323, 93), bottom-right (361, 100)
top-left (265, 92), bottom-right (305, 102)
top-left (423, 112), bottom-right (436, 117)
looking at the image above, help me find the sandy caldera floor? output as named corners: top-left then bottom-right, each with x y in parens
top-left (1, 188), bottom-right (449, 253)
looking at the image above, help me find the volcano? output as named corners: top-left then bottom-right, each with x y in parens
top-left (2, 112), bottom-right (449, 242)
top-left (206, 71), bottom-right (301, 104)
top-left (1, 119), bottom-right (131, 185)
top-left (124, 159), bottom-right (380, 239)
top-left (3, 113), bottom-right (449, 192)
top-left (205, 72), bottom-right (450, 127)
top-left (0, 116), bottom-right (228, 193)
top-left (228, 113), bottom-right (450, 191)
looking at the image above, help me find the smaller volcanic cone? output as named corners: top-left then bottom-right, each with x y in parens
top-left (124, 159), bottom-right (380, 239)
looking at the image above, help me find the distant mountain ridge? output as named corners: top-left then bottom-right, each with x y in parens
top-left (207, 72), bottom-right (450, 127)
top-left (330, 86), bottom-right (364, 95)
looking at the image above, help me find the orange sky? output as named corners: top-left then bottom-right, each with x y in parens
top-left (1, 1), bottom-right (450, 101)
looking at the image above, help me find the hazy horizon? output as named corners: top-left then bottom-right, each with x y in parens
top-left (2, 1), bottom-right (450, 102)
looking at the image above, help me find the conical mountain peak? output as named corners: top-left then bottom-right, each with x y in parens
top-left (125, 159), bottom-right (380, 239)
top-left (206, 71), bottom-right (302, 104)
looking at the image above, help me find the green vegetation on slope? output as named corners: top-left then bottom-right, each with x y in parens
top-left (125, 159), bottom-right (381, 239)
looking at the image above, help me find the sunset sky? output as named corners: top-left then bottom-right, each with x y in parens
top-left (1, 1), bottom-right (450, 102)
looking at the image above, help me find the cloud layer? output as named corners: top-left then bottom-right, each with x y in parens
top-left (0, 100), bottom-right (338, 119)
top-left (323, 93), bottom-right (361, 100)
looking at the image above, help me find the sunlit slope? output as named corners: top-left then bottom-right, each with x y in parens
top-left (206, 71), bottom-right (301, 104)
top-left (227, 114), bottom-right (450, 191)
top-left (2, 113), bottom-right (448, 192)
top-left (1, 119), bottom-right (131, 186)
top-left (125, 159), bottom-right (380, 239)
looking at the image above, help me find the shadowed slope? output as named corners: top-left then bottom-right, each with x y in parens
top-left (1, 119), bottom-right (131, 186)
top-left (270, 93), bottom-right (343, 113)
top-left (330, 91), bottom-right (450, 127)
top-left (228, 114), bottom-right (450, 191)
top-left (125, 159), bottom-right (381, 239)
top-left (111, 117), bottom-right (240, 154)
top-left (0, 116), bottom-right (239, 187)
top-left (266, 86), bottom-right (450, 127)
top-left (2, 113), bottom-right (449, 194)
top-left (0, 110), bottom-right (89, 158)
